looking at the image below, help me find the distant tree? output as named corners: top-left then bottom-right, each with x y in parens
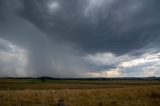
top-left (40, 77), bottom-right (46, 82)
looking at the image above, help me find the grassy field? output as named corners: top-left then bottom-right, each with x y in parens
top-left (0, 79), bottom-right (160, 106)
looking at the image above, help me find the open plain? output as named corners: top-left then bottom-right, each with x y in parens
top-left (0, 79), bottom-right (160, 106)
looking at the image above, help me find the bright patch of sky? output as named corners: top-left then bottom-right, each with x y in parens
top-left (47, 0), bottom-right (60, 13)
top-left (0, 38), bottom-right (29, 77)
top-left (85, 51), bottom-right (160, 77)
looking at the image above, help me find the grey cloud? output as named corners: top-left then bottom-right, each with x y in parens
top-left (13, 0), bottom-right (160, 55)
top-left (0, 0), bottom-right (160, 77)
top-left (0, 9), bottom-right (89, 77)
top-left (0, 38), bottom-right (28, 77)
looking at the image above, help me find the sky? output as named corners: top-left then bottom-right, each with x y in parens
top-left (0, 0), bottom-right (160, 78)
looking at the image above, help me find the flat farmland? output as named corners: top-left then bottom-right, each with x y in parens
top-left (0, 79), bottom-right (160, 106)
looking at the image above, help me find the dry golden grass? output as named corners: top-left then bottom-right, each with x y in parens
top-left (0, 85), bottom-right (160, 106)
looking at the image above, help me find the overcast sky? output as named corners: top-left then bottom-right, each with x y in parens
top-left (0, 0), bottom-right (160, 78)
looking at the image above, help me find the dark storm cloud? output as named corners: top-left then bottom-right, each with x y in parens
top-left (0, 0), bottom-right (90, 77)
top-left (12, 0), bottom-right (160, 55)
top-left (0, 0), bottom-right (160, 77)
top-left (0, 12), bottom-right (90, 77)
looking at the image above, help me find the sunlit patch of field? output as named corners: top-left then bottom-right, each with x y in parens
top-left (0, 79), bottom-right (160, 106)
